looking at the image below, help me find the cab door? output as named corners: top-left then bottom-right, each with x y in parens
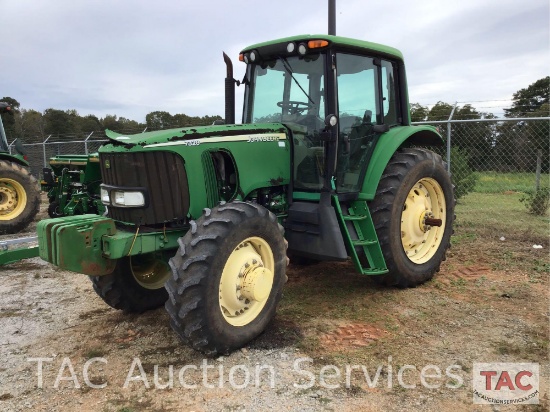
top-left (335, 52), bottom-right (400, 194)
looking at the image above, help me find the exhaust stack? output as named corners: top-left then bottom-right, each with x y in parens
top-left (328, 0), bottom-right (336, 35)
top-left (223, 52), bottom-right (235, 125)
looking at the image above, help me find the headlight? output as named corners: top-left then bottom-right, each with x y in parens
top-left (113, 191), bottom-right (145, 207)
top-left (100, 188), bottom-right (110, 204)
top-left (100, 184), bottom-right (148, 208)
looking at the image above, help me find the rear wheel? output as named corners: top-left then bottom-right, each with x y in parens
top-left (89, 254), bottom-right (170, 313)
top-left (370, 148), bottom-right (454, 287)
top-left (0, 160), bottom-right (40, 234)
top-left (165, 201), bottom-right (288, 356)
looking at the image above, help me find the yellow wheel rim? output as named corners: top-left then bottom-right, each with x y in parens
top-left (0, 178), bottom-right (28, 220)
top-left (219, 237), bottom-right (275, 327)
top-left (401, 178), bottom-right (446, 264)
top-left (130, 254), bottom-right (170, 290)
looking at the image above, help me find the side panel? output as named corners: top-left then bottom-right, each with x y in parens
top-left (100, 126), bottom-right (291, 220)
top-left (359, 125), bottom-right (443, 200)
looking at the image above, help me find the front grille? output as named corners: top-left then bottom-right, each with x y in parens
top-left (99, 151), bottom-right (190, 226)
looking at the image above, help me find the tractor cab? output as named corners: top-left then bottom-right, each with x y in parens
top-left (240, 35), bottom-right (406, 196)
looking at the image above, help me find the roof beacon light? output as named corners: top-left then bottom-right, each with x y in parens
top-left (308, 40), bottom-right (329, 49)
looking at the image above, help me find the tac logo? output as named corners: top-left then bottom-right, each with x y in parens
top-left (473, 363), bottom-right (539, 405)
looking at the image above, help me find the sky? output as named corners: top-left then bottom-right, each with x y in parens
top-left (1, 0), bottom-right (549, 122)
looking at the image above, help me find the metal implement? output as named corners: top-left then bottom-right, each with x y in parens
top-left (0, 236), bottom-right (39, 265)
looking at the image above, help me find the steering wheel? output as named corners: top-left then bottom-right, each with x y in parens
top-left (277, 100), bottom-right (313, 115)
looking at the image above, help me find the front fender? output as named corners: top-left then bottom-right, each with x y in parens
top-left (359, 125), bottom-right (443, 200)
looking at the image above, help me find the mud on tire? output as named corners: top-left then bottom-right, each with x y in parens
top-left (165, 201), bottom-right (288, 356)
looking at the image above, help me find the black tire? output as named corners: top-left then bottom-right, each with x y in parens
top-left (0, 160), bottom-right (40, 234)
top-left (370, 148), bottom-right (455, 288)
top-left (165, 201), bottom-right (288, 356)
top-left (48, 201), bottom-right (63, 218)
top-left (89, 255), bottom-right (169, 313)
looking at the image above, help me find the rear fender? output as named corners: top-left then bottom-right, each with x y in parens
top-left (359, 126), bottom-right (443, 200)
top-left (0, 153), bottom-right (29, 167)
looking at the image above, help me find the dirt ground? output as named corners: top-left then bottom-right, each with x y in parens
top-left (0, 196), bottom-right (548, 412)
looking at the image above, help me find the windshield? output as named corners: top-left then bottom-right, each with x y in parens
top-left (244, 54), bottom-right (326, 126)
top-left (243, 54), bottom-right (328, 191)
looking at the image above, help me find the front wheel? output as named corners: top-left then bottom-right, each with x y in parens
top-left (370, 148), bottom-right (455, 288)
top-left (165, 201), bottom-right (288, 356)
top-left (89, 254), bottom-right (170, 313)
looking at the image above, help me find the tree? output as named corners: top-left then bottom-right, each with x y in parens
top-left (504, 76), bottom-right (550, 118)
top-left (146, 111), bottom-right (173, 130)
top-left (43, 108), bottom-right (77, 137)
top-left (18, 109), bottom-right (46, 142)
top-left (410, 103), bottom-right (429, 122)
top-left (427, 101), bottom-right (454, 121)
top-left (118, 117), bottom-right (144, 133)
top-left (77, 115), bottom-right (103, 134)
top-left (452, 104), bottom-right (495, 170)
top-left (498, 78), bottom-right (550, 172)
top-left (101, 115), bottom-right (121, 131)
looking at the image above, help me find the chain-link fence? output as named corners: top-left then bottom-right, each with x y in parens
top-left (7, 134), bottom-right (107, 177)
top-left (414, 117), bottom-right (549, 194)
top-left (7, 118), bottom-right (550, 194)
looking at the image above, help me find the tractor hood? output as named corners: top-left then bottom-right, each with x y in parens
top-left (104, 123), bottom-right (288, 148)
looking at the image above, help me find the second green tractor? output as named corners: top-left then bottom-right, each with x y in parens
top-left (38, 34), bottom-right (454, 355)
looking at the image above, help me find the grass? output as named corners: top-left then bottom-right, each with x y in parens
top-left (474, 171), bottom-right (549, 193)
top-left (455, 191), bottom-right (549, 241)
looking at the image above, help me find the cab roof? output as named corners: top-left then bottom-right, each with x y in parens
top-left (241, 34), bottom-right (404, 61)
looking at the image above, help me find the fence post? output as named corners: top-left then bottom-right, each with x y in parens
top-left (535, 149), bottom-right (542, 190)
top-left (8, 138), bottom-right (16, 155)
top-left (446, 102), bottom-right (457, 174)
top-left (84, 131), bottom-right (94, 155)
top-left (142, 127), bottom-right (148, 133)
top-left (43, 135), bottom-right (51, 167)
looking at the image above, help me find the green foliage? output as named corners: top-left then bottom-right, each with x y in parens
top-left (520, 188), bottom-right (550, 215)
top-left (146, 111), bottom-right (223, 130)
top-left (450, 147), bottom-right (478, 200)
top-left (409, 103), bottom-right (428, 122)
top-left (428, 101), bottom-right (454, 121)
top-left (504, 76), bottom-right (550, 118)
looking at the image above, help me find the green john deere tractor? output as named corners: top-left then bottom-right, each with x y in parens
top-left (38, 33), bottom-right (454, 355)
top-left (41, 153), bottom-right (105, 218)
top-left (0, 102), bottom-right (40, 234)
